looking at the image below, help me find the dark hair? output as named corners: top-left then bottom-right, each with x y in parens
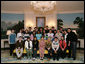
top-left (46, 26), bottom-right (48, 27)
top-left (34, 27), bottom-right (37, 29)
top-left (27, 37), bottom-right (30, 39)
top-left (64, 30), bottom-right (67, 32)
top-left (52, 26), bottom-right (54, 28)
top-left (41, 36), bottom-right (44, 38)
top-left (37, 31), bottom-right (40, 34)
top-left (49, 29), bottom-right (52, 31)
top-left (60, 27), bottom-right (63, 29)
top-left (29, 27), bottom-right (32, 29)
top-left (34, 36), bottom-right (36, 38)
top-left (19, 36), bottom-right (23, 38)
top-left (68, 28), bottom-right (71, 30)
top-left (11, 29), bottom-right (14, 31)
top-left (54, 30), bottom-right (56, 31)
top-left (54, 37), bottom-right (58, 39)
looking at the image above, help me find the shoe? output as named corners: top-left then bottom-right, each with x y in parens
top-left (57, 59), bottom-right (59, 61)
top-left (20, 57), bottom-right (22, 60)
top-left (62, 57), bottom-right (64, 59)
top-left (73, 58), bottom-right (76, 60)
top-left (17, 57), bottom-right (20, 60)
top-left (53, 59), bottom-right (55, 61)
top-left (33, 58), bottom-right (35, 60)
top-left (68, 56), bottom-right (71, 58)
top-left (10, 54), bottom-right (12, 56)
top-left (42, 57), bottom-right (43, 59)
top-left (47, 58), bottom-right (50, 61)
top-left (40, 59), bottom-right (42, 60)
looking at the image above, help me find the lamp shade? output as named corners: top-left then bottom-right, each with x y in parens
top-left (6, 30), bottom-right (11, 35)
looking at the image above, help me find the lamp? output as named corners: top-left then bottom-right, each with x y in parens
top-left (6, 30), bottom-right (11, 35)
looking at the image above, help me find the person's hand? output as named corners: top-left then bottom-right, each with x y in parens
top-left (68, 41), bottom-right (70, 46)
top-left (34, 48), bottom-right (36, 50)
top-left (62, 48), bottom-right (64, 51)
top-left (50, 53), bottom-right (52, 56)
top-left (18, 47), bottom-right (20, 50)
top-left (68, 43), bottom-right (70, 46)
top-left (54, 50), bottom-right (56, 53)
top-left (48, 47), bottom-right (50, 50)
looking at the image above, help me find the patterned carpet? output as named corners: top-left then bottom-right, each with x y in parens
top-left (1, 50), bottom-right (84, 63)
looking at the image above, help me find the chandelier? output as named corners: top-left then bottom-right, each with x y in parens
top-left (30, 1), bottom-right (56, 13)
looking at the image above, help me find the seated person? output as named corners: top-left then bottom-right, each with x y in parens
top-left (36, 31), bottom-right (42, 40)
top-left (52, 37), bottom-right (60, 61)
top-left (45, 37), bottom-right (52, 61)
top-left (25, 37), bottom-right (32, 59)
top-left (15, 36), bottom-right (23, 59)
top-left (59, 36), bottom-right (67, 59)
top-left (32, 37), bottom-right (39, 60)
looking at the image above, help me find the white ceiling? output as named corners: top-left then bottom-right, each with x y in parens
top-left (1, 1), bottom-right (84, 14)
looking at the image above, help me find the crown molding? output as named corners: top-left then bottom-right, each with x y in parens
top-left (1, 10), bottom-right (24, 14)
top-left (57, 10), bottom-right (84, 14)
top-left (1, 10), bottom-right (84, 14)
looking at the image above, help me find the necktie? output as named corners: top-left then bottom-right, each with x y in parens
top-left (28, 41), bottom-right (30, 48)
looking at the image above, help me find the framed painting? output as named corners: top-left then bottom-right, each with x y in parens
top-left (36, 17), bottom-right (46, 27)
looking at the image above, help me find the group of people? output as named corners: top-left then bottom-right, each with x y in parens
top-left (9, 26), bottom-right (78, 61)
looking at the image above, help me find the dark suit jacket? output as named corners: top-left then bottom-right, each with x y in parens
top-left (67, 31), bottom-right (78, 44)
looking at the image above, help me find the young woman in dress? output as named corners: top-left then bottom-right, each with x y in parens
top-left (39, 36), bottom-right (45, 60)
